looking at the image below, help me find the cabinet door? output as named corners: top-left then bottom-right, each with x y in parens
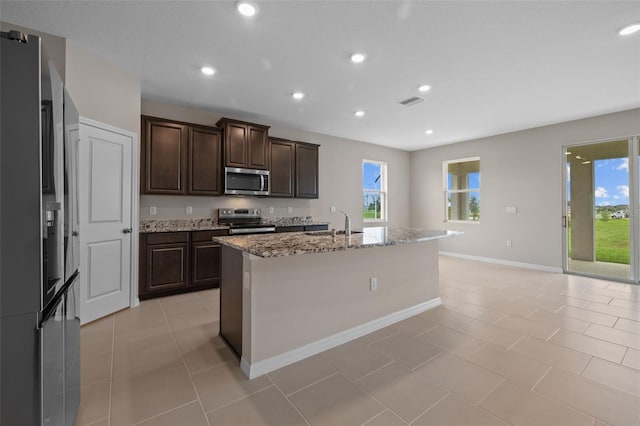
top-left (142, 117), bottom-right (187, 194)
top-left (295, 143), bottom-right (319, 198)
top-left (224, 123), bottom-right (248, 168)
top-left (144, 242), bottom-right (189, 295)
top-left (269, 138), bottom-right (295, 197)
top-left (188, 126), bottom-right (222, 195)
top-left (248, 125), bottom-right (269, 169)
top-left (191, 241), bottom-right (221, 289)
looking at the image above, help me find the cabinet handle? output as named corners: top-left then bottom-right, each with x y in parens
top-left (122, 228), bottom-right (133, 234)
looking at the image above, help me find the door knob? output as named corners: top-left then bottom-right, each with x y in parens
top-left (122, 228), bottom-right (133, 234)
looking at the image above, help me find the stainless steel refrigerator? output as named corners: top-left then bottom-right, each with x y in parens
top-left (1, 30), bottom-right (81, 425)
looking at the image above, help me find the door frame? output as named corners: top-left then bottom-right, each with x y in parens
top-left (562, 135), bottom-right (639, 283)
top-left (79, 117), bottom-right (140, 309)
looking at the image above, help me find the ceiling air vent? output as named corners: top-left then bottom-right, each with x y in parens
top-left (398, 96), bottom-right (424, 107)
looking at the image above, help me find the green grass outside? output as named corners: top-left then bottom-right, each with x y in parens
top-left (363, 209), bottom-right (381, 220)
top-left (595, 218), bottom-right (630, 264)
top-left (569, 218), bottom-right (630, 264)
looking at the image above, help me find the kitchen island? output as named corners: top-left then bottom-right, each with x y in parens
top-left (214, 226), bottom-right (462, 378)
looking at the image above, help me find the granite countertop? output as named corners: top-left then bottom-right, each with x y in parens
top-left (213, 226), bottom-right (463, 258)
top-left (140, 219), bottom-right (229, 233)
top-left (139, 217), bottom-right (330, 233)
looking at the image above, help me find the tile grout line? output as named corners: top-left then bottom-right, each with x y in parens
top-left (345, 370), bottom-right (424, 425)
top-left (203, 383), bottom-right (275, 416)
top-left (579, 356), bottom-right (595, 376)
top-left (359, 409), bottom-right (409, 426)
top-left (284, 371), bottom-right (340, 397)
top-left (474, 377), bottom-right (507, 407)
top-left (130, 400), bottom-right (201, 426)
top-left (407, 391), bottom-right (452, 425)
top-left (506, 334), bottom-right (527, 350)
top-left (157, 299), bottom-right (213, 426)
top-left (530, 365), bottom-right (553, 391)
top-left (266, 375), bottom-right (312, 426)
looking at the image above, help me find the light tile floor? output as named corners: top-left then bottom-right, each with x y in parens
top-left (77, 256), bottom-right (640, 426)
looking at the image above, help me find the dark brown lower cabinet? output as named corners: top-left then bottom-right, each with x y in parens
top-left (139, 230), bottom-right (227, 300)
top-left (276, 224), bottom-right (328, 233)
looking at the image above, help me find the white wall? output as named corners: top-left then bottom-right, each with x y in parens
top-left (410, 108), bottom-right (640, 269)
top-left (140, 99), bottom-right (412, 230)
top-left (65, 40), bottom-right (141, 135)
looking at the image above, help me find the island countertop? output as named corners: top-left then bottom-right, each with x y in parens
top-left (212, 226), bottom-right (462, 258)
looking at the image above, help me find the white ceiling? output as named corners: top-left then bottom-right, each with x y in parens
top-left (3, 1), bottom-right (639, 151)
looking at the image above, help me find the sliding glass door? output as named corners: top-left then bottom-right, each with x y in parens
top-left (564, 137), bottom-right (639, 282)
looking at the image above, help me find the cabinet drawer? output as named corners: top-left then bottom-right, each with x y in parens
top-left (192, 229), bottom-right (228, 242)
top-left (304, 225), bottom-right (328, 231)
top-left (146, 232), bottom-right (189, 245)
top-left (276, 226), bottom-right (304, 233)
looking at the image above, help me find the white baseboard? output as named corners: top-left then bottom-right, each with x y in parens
top-left (241, 298), bottom-right (442, 379)
top-left (439, 251), bottom-right (563, 273)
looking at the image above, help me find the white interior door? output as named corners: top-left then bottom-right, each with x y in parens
top-left (78, 121), bottom-right (134, 324)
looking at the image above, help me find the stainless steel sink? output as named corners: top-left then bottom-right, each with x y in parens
top-left (304, 230), bottom-right (363, 236)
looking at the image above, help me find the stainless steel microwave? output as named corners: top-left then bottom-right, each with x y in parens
top-left (224, 167), bottom-right (270, 196)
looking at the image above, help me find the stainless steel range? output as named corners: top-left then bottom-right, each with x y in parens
top-left (218, 208), bottom-right (276, 235)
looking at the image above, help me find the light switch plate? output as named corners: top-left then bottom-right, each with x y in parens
top-left (150, 206), bottom-right (157, 215)
top-left (287, 206), bottom-right (293, 213)
top-left (186, 206), bottom-right (193, 215)
top-left (269, 206), bottom-right (274, 214)
top-left (330, 206), bottom-right (336, 213)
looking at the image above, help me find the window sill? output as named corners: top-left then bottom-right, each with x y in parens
top-left (446, 220), bottom-right (480, 225)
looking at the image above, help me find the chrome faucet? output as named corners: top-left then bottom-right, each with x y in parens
top-left (340, 211), bottom-right (351, 236)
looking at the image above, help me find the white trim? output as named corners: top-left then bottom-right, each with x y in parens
top-left (241, 298), bottom-right (442, 379)
top-left (439, 251), bottom-right (563, 274)
top-left (79, 116), bottom-right (140, 308)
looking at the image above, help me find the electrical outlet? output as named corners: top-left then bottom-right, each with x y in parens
top-left (370, 276), bottom-right (378, 291)
top-left (330, 206), bottom-right (336, 213)
top-left (506, 240), bottom-right (512, 247)
top-left (150, 206), bottom-right (157, 215)
top-left (269, 206), bottom-right (274, 214)
top-left (287, 206), bottom-right (293, 213)
top-left (186, 206), bottom-right (193, 215)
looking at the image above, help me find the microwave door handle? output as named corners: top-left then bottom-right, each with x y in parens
top-left (260, 174), bottom-right (265, 191)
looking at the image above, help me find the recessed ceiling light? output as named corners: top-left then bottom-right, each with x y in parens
top-left (350, 53), bottom-right (367, 63)
top-left (354, 110), bottom-right (365, 117)
top-left (418, 85), bottom-right (431, 92)
top-left (582, 161), bottom-right (592, 164)
top-left (575, 155), bottom-right (582, 159)
top-left (236, 1), bottom-right (257, 17)
top-left (619, 22), bottom-right (640, 36)
top-left (201, 66), bottom-right (215, 76)
top-left (292, 92), bottom-right (305, 100)
top-left (425, 129), bottom-right (434, 135)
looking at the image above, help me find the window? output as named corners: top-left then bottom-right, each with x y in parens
top-left (444, 157), bottom-right (480, 222)
top-left (363, 160), bottom-right (387, 222)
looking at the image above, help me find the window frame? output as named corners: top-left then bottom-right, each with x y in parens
top-left (362, 159), bottom-right (388, 223)
top-left (443, 156), bottom-right (481, 223)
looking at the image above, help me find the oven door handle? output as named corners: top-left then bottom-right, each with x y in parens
top-left (229, 227), bottom-right (276, 235)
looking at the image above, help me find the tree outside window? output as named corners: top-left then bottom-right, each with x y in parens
top-left (444, 158), bottom-right (480, 222)
top-left (363, 160), bottom-right (387, 222)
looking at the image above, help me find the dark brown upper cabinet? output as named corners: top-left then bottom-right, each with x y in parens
top-left (295, 142), bottom-right (319, 198)
top-left (268, 138), bottom-right (319, 199)
top-left (216, 117), bottom-right (270, 170)
top-left (188, 126), bottom-right (222, 195)
top-left (141, 116), bottom-right (222, 196)
top-left (141, 116), bottom-right (188, 194)
top-left (269, 138), bottom-right (295, 197)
